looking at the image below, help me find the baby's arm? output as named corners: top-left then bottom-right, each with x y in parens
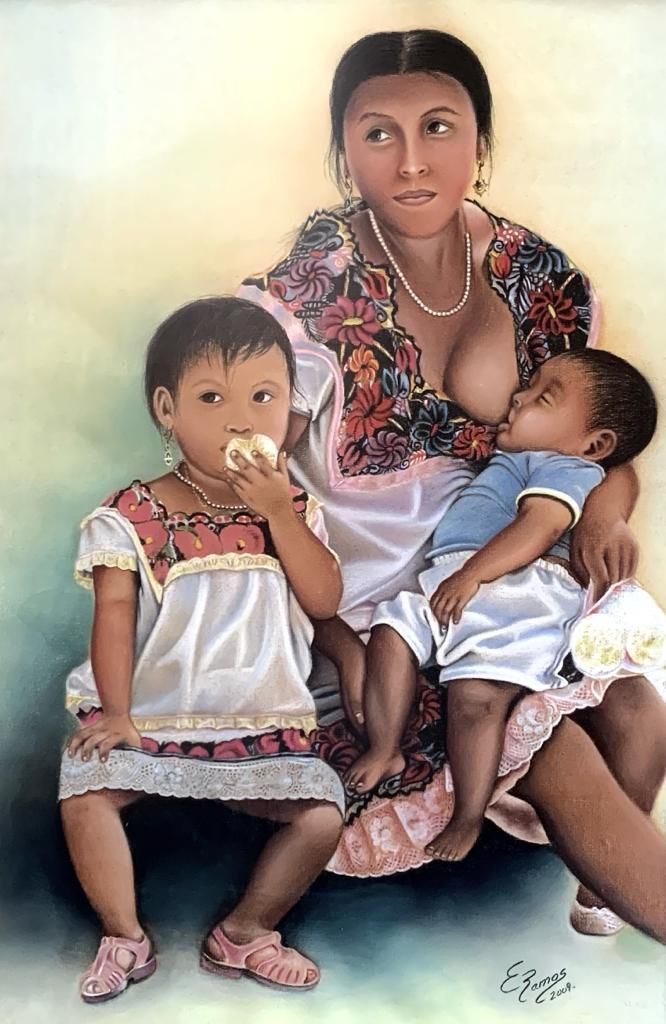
top-left (67, 565), bottom-right (142, 761)
top-left (430, 496), bottom-right (572, 625)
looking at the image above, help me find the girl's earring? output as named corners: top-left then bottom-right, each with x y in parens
top-left (473, 160), bottom-right (489, 197)
top-left (162, 429), bottom-right (174, 468)
top-left (342, 174), bottom-right (355, 216)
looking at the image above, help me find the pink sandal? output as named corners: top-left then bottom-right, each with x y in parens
top-left (200, 925), bottom-right (320, 991)
top-left (80, 934), bottom-right (157, 1004)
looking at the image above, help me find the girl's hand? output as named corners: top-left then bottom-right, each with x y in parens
top-left (67, 713), bottom-right (142, 763)
top-left (223, 450), bottom-right (293, 521)
top-left (430, 570), bottom-right (480, 625)
top-left (571, 513), bottom-right (639, 602)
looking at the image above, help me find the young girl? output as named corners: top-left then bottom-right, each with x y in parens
top-left (59, 296), bottom-right (344, 1002)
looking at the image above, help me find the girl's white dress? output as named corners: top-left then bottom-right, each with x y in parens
top-left (58, 479), bottom-right (345, 814)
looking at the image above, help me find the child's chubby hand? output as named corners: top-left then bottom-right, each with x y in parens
top-left (67, 713), bottom-right (143, 763)
top-left (430, 569), bottom-right (480, 626)
top-left (223, 449), bottom-right (294, 521)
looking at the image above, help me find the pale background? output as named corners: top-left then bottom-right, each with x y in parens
top-left (1, 1), bottom-right (665, 1022)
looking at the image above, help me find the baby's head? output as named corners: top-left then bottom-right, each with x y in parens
top-left (145, 296), bottom-right (295, 476)
top-left (496, 350), bottom-right (657, 468)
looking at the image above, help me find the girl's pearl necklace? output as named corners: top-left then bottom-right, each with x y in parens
top-left (173, 461), bottom-right (247, 512)
top-left (368, 208), bottom-right (472, 318)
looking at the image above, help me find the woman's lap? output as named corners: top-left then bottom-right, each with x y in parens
top-left (308, 642), bottom-right (665, 875)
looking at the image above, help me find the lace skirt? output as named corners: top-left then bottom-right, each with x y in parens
top-left (59, 707), bottom-right (345, 814)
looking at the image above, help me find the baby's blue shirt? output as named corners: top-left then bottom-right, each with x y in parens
top-left (428, 449), bottom-right (606, 562)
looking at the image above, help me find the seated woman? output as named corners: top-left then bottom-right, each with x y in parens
top-left (237, 29), bottom-right (666, 942)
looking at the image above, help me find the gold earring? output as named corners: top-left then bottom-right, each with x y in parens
top-left (342, 174), bottom-right (355, 216)
top-left (473, 160), bottom-right (489, 196)
top-left (162, 429), bottom-right (174, 468)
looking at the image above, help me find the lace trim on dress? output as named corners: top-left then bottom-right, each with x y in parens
top-left (59, 747), bottom-right (345, 813)
top-left (75, 551), bottom-right (138, 588)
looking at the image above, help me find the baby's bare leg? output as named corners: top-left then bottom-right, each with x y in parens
top-left (426, 679), bottom-right (523, 862)
top-left (344, 625), bottom-right (418, 793)
top-left (61, 788), bottom-right (145, 945)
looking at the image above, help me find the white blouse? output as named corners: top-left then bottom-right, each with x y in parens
top-left (66, 501), bottom-right (334, 737)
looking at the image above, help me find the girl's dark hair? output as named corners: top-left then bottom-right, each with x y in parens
top-left (144, 296), bottom-right (296, 423)
top-left (328, 30), bottom-right (494, 188)
top-left (560, 349), bottom-right (658, 468)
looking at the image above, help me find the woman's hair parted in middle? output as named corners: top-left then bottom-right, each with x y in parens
top-left (328, 29), bottom-right (494, 189)
top-left (143, 296), bottom-right (296, 424)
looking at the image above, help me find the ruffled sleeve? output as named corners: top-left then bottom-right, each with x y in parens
top-left (485, 210), bottom-right (601, 384)
top-left (74, 509), bottom-right (139, 589)
top-left (303, 497), bottom-right (340, 564)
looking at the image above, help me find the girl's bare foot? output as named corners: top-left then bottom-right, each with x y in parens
top-left (425, 815), bottom-right (483, 861)
top-left (344, 750), bottom-right (405, 793)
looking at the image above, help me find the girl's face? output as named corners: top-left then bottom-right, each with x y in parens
top-left (154, 346), bottom-right (291, 480)
top-left (342, 72), bottom-right (482, 239)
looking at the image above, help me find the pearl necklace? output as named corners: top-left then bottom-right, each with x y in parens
top-left (173, 461), bottom-right (247, 512)
top-left (368, 208), bottom-right (472, 318)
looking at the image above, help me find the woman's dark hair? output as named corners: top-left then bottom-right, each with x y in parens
top-left (560, 349), bottom-right (658, 468)
top-left (144, 296), bottom-right (296, 423)
top-left (328, 30), bottom-right (494, 188)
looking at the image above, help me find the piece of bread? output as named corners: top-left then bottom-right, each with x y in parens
top-left (225, 434), bottom-right (279, 469)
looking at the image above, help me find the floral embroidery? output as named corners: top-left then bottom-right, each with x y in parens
top-left (527, 282), bottom-right (577, 336)
top-left (346, 381), bottom-right (395, 441)
top-left (347, 344), bottom-right (379, 386)
top-left (77, 707), bottom-right (314, 761)
top-left (311, 671), bottom-right (447, 823)
top-left (244, 204), bottom-right (593, 479)
top-left (102, 482), bottom-right (310, 582)
top-left (320, 295), bottom-right (381, 347)
top-left (452, 423), bottom-right (496, 461)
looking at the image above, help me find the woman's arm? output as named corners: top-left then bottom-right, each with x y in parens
top-left (570, 463), bottom-right (640, 600)
top-left (430, 496), bottom-right (572, 624)
top-left (224, 451), bottom-right (342, 619)
top-left (67, 565), bottom-right (142, 761)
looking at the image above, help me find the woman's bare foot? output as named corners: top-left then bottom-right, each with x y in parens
top-left (575, 884), bottom-right (608, 910)
top-left (344, 749), bottom-right (405, 793)
top-left (425, 815), bottom-right (483, 861)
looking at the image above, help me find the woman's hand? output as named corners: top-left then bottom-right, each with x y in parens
top-left (223, 450), bottom-right (293, 521)
top-left (430, 569), bottom-right (480, 625)
top-left (570, 513), bottom-right (639, 602)
top-left (67, 713), bottom-right (142, 763)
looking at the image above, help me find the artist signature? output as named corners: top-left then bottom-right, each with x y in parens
top-left (500, 960), bottom-right (575, 1005)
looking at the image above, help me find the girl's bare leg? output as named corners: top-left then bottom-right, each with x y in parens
top-left (513, 716), bottom-right (666, 944)
top-left (572, 675), bottom-right (666, 909)
top-left (61, 789), bottom-right (146, 967)
top-left (205, 799), bottom-right (342, 979)
top-left (344, 625), bottom-right (418, 793)
top-left (426, 678), bottom-right (523, 862)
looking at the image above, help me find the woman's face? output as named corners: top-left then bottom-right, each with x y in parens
top-left (342, 72), bottom-right (481, 238)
